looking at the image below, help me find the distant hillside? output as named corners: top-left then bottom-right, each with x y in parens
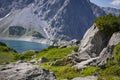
top-left (102, 7), bottom-right (120, 16)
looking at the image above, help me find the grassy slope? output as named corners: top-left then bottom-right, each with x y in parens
top-left (37, 46), bottom-right (81, 80)
top-left (36, 46), bottom-right (78, 61)
top-left (0, 42), bottom-right (17, 64)
top-left (0, 40), bottom-right (120, 80)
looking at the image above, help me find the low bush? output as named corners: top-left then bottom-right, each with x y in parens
top-left (14, 50), bottom-right (36, 60)
top-left (95, 14), bottom-right (120, 35)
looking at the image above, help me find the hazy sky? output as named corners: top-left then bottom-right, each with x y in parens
top-left (90, 0), bottom-right (120, 9)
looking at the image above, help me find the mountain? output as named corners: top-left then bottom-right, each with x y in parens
top-left (102, 7), bottom-right (120, 16)
top-left (0, 0), bottom-right (34, 18)
top-left (0, 0), bottom-right (106, 40)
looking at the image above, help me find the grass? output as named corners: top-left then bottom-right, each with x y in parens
top-left (14, 50), bottom-right (36, 61)
top-left (40, 63), bottom-right (81, 80)
top-left (0, 52), bottom-right (16, 64)
top-left (0, 42), bottom-right (17, 64)
top-left (36, 46), bottom-right (80, 80)
top-left (98, 43), bottom-right (120, 80)
top-left (0, 41), bottom-right (120, 80)
top-left (80, 66), bottom-right (100, 76)
top-left (113, 43), bottom-right (120, 63)
top-left (98, 75), bottom-right (120, 80)
top-left (36, 46), bottom-right (78, 61)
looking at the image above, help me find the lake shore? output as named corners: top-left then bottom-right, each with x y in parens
top-left (0, 37), bottom-right (53, 45)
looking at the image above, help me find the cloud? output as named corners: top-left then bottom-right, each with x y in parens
top-left (110, 0), bottom-right (120, 6)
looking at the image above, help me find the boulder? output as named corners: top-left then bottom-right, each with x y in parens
top-left (0, 62), bottom-right (56, 80)
top-left (29, 59), bottom-right (38, 64)
top-left (72, 76), bottom-right (98, 80)
top-left (70, 24), bottom-right (110, 66)
top-left (78, 24), bottom-right (109, 59)
top-left (38, 57), bottom-right (49, 63)
top-left (74, 57), bottom-right (99, 70)
top-left (16, 60), bottom-right (26, 64)
top-left (59, 39), bottom-right (80, 48)
top-left (98, 32), bottom-right (120, 66)
top-left (71, 24), bottom-right (120, 69)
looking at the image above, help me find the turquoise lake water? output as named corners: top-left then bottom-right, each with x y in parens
top-left (0, 40), bottom-right (49, 53)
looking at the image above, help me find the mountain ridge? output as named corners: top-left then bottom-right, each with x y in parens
top-left (0, 0), bottom-right (119, 41)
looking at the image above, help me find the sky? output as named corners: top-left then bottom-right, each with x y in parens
top-left (90, 0), bottom-right (120, 9)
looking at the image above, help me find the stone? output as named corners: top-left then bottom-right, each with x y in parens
top-left (74, 57), bottom-right (99, 70)
top-left (70, 24), bottom-right (120, 69)
top-left (29, 59), bottom-right (38, 64)
top-left (0, 62), bottom-right (56, 80)
top-left (16, 60), bottom-right (26, 64)
top-left (72, 76), bottom-right (98, 80)
top-left (38, 57), bottom-right (49, 63)
top-left (59, 39), bottom-right (80, 48)
top-left (98, 32), bottom-right (120, 66)
top-left (78, 24), bottom-right (110, 59)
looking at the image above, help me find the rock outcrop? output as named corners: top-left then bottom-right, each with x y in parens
top-left (98, 32), bottom-right (120, 66)
top-left (58, 39), bottom-right (80, 48)
top-left (0, 62), bottom-right (56, 80)
top-left (70, 24), bottom-right (120, 69)
top-left (72, 76), bottom-right (98, 80)
top-left (78, 24), bottom-right (109, 58)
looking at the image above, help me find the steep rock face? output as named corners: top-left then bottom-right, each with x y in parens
top-left (0, 62), bottom-right (56, 80)
top-left (0, 0), bottom-right (34, 18)
top-left (0, 0), bottom-right (105, 40)
top-left (98, 32), bottom-right (120, 66)
top-left (71, 24), bottom-right (110, 61)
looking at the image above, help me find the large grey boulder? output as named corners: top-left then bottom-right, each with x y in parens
top-left (70, 24), bottom-right (110, 65)
top-left (71, 24), bottom-right (120, 69)
top-left (0, 62), bottom-right (56, 80)
top-left (78, 24), bottom-right (109, 59)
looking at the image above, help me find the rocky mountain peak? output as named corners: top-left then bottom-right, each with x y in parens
top-left (0, 0), bottom-right (106, 40)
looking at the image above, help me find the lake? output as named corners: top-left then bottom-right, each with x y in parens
top-left (0, 40), bottom-right (49, 53)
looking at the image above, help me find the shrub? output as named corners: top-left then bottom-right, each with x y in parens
top-left (14, 50), bottom-right (35, 60)
top-left (73, 46), bottom-right (79, 52)
top-left (95, 14), bottom-right (120, 35)
top-left (0, 42), bottom-right (7, 46)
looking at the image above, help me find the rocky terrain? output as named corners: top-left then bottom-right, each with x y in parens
top-left (0, 61), bottom-right (56, 80)
top-left (0, 22), bottom-right (120, 79)
top-left (69, 24), bottom-right (120, 69)
top-left (0, 0), bottom-right (120, 80)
